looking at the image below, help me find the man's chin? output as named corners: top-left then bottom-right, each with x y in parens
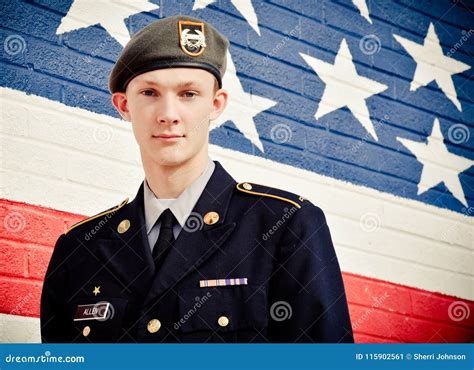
top-left (151, 154), bottom-right (188, 168)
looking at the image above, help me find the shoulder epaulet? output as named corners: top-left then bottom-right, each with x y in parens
top-left (236, 182), bottom-right (306, 209)
top-left (64, 198), bottom-right (129, 235)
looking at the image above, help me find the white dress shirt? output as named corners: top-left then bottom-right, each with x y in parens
top-left (143, 157), bottom-right (216, 252)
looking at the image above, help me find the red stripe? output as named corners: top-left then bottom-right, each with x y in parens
top-left (1, 198), bottom-right (473, 342)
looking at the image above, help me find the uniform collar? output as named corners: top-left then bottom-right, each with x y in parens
top-left (143, 157), bottom-right (216, 234)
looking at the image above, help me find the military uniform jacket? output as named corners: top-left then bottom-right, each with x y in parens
top-left (41, 161), bottom-right (353, 343)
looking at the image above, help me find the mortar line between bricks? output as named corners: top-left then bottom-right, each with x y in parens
top-left (0, 274), bottom-right (44, 283)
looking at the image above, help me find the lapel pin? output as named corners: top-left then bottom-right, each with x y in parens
top-left (92, 286), bottom-right (101, 296)
top-left (117, 219), bottom-right (130, 234)
top-left (203, 211), bottom-right (219, 225)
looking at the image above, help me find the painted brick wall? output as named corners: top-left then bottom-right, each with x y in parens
top-left (1, 0), bottom-right (472, 343)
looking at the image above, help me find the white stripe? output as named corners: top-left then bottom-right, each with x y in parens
top-left (1, 88), bottom-right (472, 300)
top-left (0, 313), bottom-right (40, 343)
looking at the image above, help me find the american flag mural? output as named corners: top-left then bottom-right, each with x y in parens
top-left (0, 0), bottom-right (473, 343)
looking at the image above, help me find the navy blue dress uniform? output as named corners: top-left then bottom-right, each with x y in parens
top-left (41, 15), bottom-right (353, 343)
top-left (41, 161), bottom-right (353, 343)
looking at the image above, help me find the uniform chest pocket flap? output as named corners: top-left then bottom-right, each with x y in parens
top-left (176, 286), bottom-right (268, 333)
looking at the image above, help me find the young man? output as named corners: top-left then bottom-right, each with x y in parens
top-left (41, 15), bottom-right (353, 343)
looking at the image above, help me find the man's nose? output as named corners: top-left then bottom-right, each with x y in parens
top-left (157, 95), bottom-right (180, 124)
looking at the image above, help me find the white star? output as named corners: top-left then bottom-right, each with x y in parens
top-left (211, 51), bottom-right (277, 152)
top-left (394, 23), bottom-right (470, 111)
top-left (300, 39), bottom-right (388, 140)
top-left (56, 0), bottom-right (159, 46)
top-left (193, 0), bottom-right (260, 35)
top-left (352, 0), bottom-right (372, 24)
top-left (397, 118), bottom-right (473, 207)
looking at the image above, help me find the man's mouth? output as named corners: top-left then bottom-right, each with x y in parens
top-left (153, 134), bottom-right (185, 140)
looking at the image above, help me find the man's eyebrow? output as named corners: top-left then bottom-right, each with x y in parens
top-left (176, 81), bottom-right (202, 89)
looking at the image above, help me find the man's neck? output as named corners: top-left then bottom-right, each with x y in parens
top-left (143, 153), bottom-right (209, 199)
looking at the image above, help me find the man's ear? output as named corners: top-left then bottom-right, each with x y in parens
top-left (209, 88), bottom-right (228, 121)
top-left (111, 92), bottom-right (131, 121)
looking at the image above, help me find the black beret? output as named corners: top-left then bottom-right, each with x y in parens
top-left (108, 15), bottom-right (229, 93)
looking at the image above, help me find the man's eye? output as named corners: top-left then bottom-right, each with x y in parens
top-left (182, 91), bottom-right (197, 98)
top-left (142, 90), bottom-right (156, 96)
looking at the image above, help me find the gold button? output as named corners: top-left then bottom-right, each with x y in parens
top-left (203, 211), bottom-right (219, 225)
top-left (218, 316), bottom-right (229, 327)
top-left (147, 319), bottom-right (161, 333)
top-left (117, 219), bottom-right (130, 234)
top-left (242, 183), bottom-right (252, 190)
top-left (82, 326), bottom-right (91, 337)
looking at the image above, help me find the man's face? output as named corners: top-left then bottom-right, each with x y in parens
top-left (112, 68), bottom-right (227, 167)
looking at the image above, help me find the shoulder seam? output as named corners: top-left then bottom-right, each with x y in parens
top-left (64, 198), bottom-right (129, 235)
top-left (235, 182), bottom-right (302, 209)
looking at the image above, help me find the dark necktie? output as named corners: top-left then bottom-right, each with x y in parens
top-left (152, 208), bottom-right (176, 269)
